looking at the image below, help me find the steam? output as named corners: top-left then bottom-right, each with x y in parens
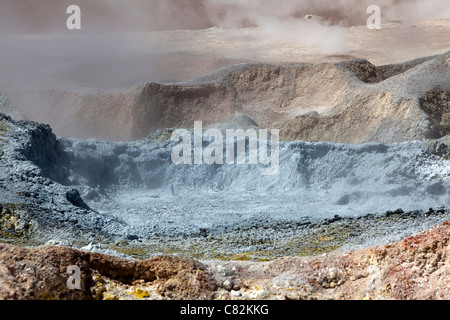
top-left (0, 0), bottom-right (450, 90)
top-left (230, 17), bottom-right (348, 54)
top-left (0, 0), bottom-right (449, 138)
top-left (202, 0), bottom-right (450, 28)
top-left (0, 0), bottom-right (448, 88)
top-left (1, 0), bottom-right (449, 33)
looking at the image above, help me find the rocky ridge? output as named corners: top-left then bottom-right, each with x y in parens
top-left (9, 52), bottom-right (449, 144)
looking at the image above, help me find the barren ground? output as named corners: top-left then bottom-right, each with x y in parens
top-left (0, 18), bottom-right (449, 300)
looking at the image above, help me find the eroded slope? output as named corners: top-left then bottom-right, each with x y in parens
top-left (11, 52), bottom-right (449, 144)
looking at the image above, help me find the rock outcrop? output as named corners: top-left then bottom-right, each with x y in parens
top-left (0, 243), bottom-right (215, 300)
top-left (2, 220), bottom-right (450, 300)
top-left (0, 93), bottom-right (24, 121)
top-left (205, 220), bottom-right (450, 300)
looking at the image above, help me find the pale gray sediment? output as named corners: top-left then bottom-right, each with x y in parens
top-left (0, 111), bottom-right (449, 260)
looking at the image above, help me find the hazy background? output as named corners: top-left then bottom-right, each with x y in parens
top-left (0, 0), bottom-right (449, 137)
top-left (1, 0), bottom-right (449, 90)
top-left (1, 0), bottom-right (450, 33)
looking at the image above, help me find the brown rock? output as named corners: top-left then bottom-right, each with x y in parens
top-left (0, 243), bottom-right (215, 300)
top-left (12, 52), bottom-right (449, 144)
top-left (3, 221), bottom-right (450, 300)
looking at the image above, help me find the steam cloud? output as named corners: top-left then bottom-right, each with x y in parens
top-left (1, 0), bottom-right (449, 33)
top-left (0, 0), bottom-right (449, 114)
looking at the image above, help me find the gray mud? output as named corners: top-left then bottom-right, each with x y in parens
top-left (0, 112), bottom-right (449, 260)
